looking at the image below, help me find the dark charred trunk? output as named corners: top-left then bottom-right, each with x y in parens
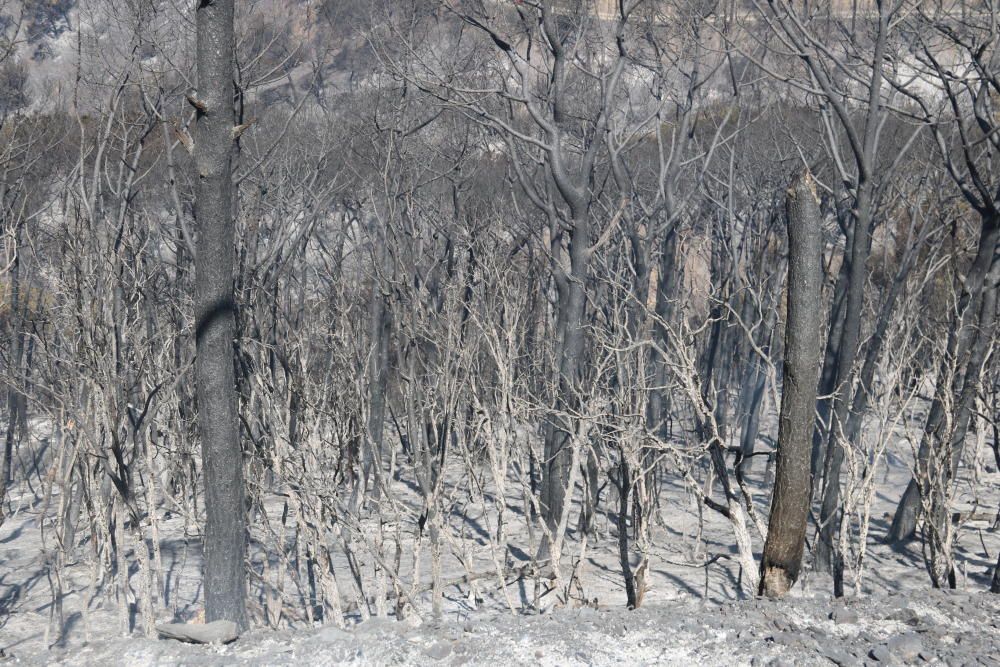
top-left (540, 210), bottom-right (590, 553)
top-left (193, 0), bottom-right (247, 628)
top-left (359, 214), bottom-right (390, 507)
top-left (615, 453), bottom-right (636, 609)
top-left (760, 172), bottom-right (824, 597)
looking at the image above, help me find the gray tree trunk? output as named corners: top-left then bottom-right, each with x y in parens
top-left (843, 209), bottom-right (930, 451)
top-left (616, 453), bottom-right (636, 609)
top-left (356, 214), bottom-right (389, 509)
top-left (816, 180), bottom-right (875, 589)
top-left (888, 213), bottom-right (1000, 545)
top-left (193, 0), bottom-right (247, 629)
top-left (3, 218), bottom-right (27, 492)
top-left (648, 228), bottom-right (679, 438)
top-left (760, 172), bottom-right (824, 597)
top-left (739, 289), bottom-right (778, 469)
top-left (810, 262), bottom-right (847, 482)
top-left (541, 210), bottom-right (590, 546)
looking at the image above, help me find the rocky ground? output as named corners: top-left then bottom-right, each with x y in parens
top-left (2, 588), bottom-right (996, 666)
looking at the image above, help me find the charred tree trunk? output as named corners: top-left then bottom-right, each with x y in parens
top-left (760, 172), bottom-right (823, 598)
top-left (578, 448), bottom-right (601, 537)
top-left (816, 178), bottom-right (876, 587)
top-left (739, 290), bottom-right (778, 469)
top-left (648, 228), bottom-right (679, 438)
top-left (3, 219), bottom-right (27, 494)
top-left (843, 210), bottom-right (929, 452)
top-left (810, 264), bottom-right (846, 482)
top-left (357, 214), bottom-right (390, 508)
top-left (924, 252), bottom-right (1000, 577)
top-left (992, 552), bottom-right (1000, 594)
top-left (888, 212), bottom-right (1000, 545)
top-left (541, 210), bottom-right (590, 549)
top-left (616, 453), bottom-right (636, 609)
top-left (193, 0), bottom-right (247, 628)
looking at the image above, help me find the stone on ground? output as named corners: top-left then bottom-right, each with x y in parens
top-left (156, 620), bottom-right (239, 644)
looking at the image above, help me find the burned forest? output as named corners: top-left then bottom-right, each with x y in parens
top-left (0, 1), bottom-right (999, 665)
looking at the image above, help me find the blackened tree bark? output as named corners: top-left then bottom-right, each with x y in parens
top-left (759, 171), bottom-right (823, 598)
top-left (353, 212), bottom-right (389, 510)
top-left (992, 553), bottom-right (1000, 594)
top-left (739, 296), bottom-right (778, 469)
top-left (367, 219), bottom-right (390, 488)
top-left (540, 203), bottom-right (590, 548)
top-left (193, 0), bottom-right (247, 628)
top-left (992, 399), bottom-right (1000, 594)
top-left (752, 2), bottom-right (900, 589)
top-left (3, 219), bottom-right (26, 489)
top-left (809, 261), bottom-right (846, 481)
top-left (615, 451), bottom-right (636, 609)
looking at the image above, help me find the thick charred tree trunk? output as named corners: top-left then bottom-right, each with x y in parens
top-left (760, 172), bottom-right (823, 598)
top-left (541, 210), bottom-right (590, 548)
top-left (193, 0), bottom-right (247, 628)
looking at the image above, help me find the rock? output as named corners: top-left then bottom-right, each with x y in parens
top-left (156, 620), bottom-right (239, 644)
top-left (314, 625), bottom-right (352, 643)
top-left (769, 631), bottom-right (814, 649)
top-left (942, 654), bottom-right (965, 667)
top-left (869, 645), bottom-right (892, 662)
top-left (425, 641), bottom-right (453, 660)
top-left (830, 607), bottom-right (860, 625)
top-left (806, 624), bottom-right (827, 637)
top-left (769, 630), bottom-right (791, 644)
top-left (771, 617), bottom-right (794, 632)
top-left (886, 607), bottom-right (921, 626)
top-left (886, 633), bottom-right (922, 662)
top-left (819, 644), bottom-right (860, 666)
top-left (356, 617), bottom-right (398, 637)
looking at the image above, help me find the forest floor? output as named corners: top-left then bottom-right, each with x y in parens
top-left (5, 587), bottom-right (1000, 666)
top-left (1, 432), bottom-right (999, 665)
